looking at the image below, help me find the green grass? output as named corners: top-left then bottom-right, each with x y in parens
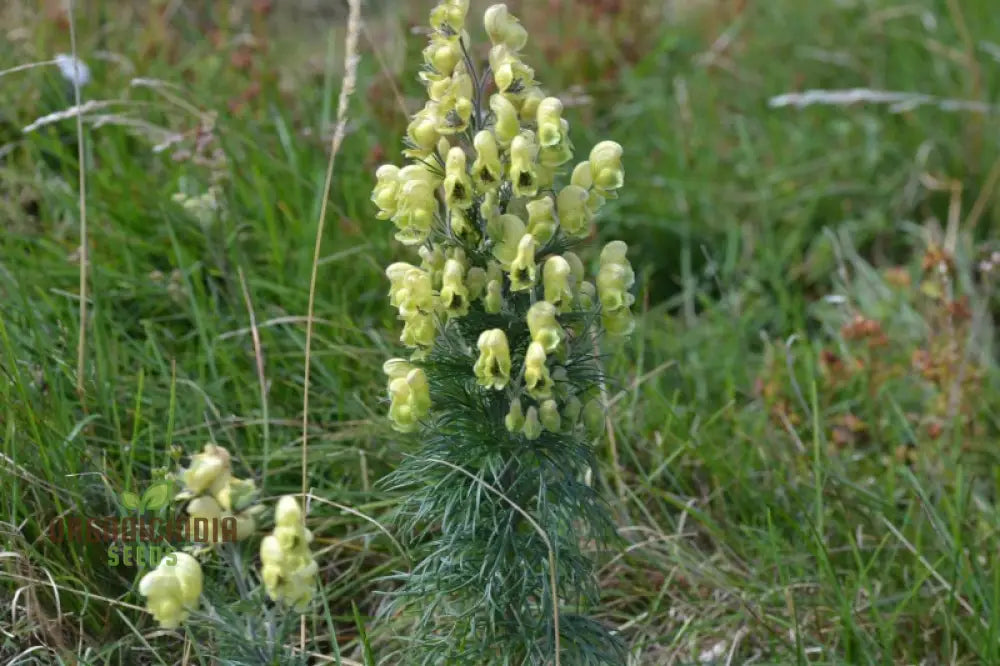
top-left (2, 0), bottom-right (999, 663)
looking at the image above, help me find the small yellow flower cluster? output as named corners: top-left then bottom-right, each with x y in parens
top-left (260, 496), bottom-right (318, 612)
top-left (373, 2), bottom-right (635, 435)
top-left (176, 443), bottom-right (260, 542)
top-left (138, 552), bottom-right (203, 629)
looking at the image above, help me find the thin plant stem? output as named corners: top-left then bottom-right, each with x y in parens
top-left (67, 0), bottom-right (89, 400)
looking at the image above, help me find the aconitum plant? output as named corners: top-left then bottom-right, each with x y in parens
top-left (374, 2), bottom-right (634, 664)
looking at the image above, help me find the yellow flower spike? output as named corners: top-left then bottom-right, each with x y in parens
top-left (484, 4), bottom-right (528, 51)
top-left (562, 395), bottom-right (582, 431)
top-left (527, 301), bottom-right (563, 352)
top-left (508, 233), bottom-right (537, 291)
top-left (539, 399), bottom-right (561, 432)
top-left (490, 94), bottom-right (520, 147)
top-left (520, 86), bottom-right (545, 122)
top-left (473, 329), bottom-right (512, 390)
top-left (505, 397), bottom-right (525, 433)
top-left (536, 97), bottom-right (564, 148)
top-left (261, 496), bottom-right (318, 612)
top-left (522, 406), bottom-right (542, 440)
top-left (543, 256), bottom-right (574, 311)
top-left (138, 552), bottom-right (203, 629)
top-left (490, 214), bottom-right (526, 268)
top-left (526, 197), bottom-right (558, 246)
top-left (589, 140), bottom-right (625, 193)
top-left (443, 146), bottom-right (474, 211)
top-left (596, 241), bottom-right (636, 321)
top-left (582, 397), bottom-right (605, 438)
top-left (471, 130), bottom-right (503, 193)
top-left (400, 312), bottom-right (437, 351)
top-left (524, 341), bottom-right (554, 398)
top-left (466, 266), bottom-right (487, 300)
top-left (556, 185), bottom-right (590, 238)
top-left (489, 45), bottom-right (535, 97)
top-left (510, 133), bottom-right (539, 198)
top-left (429, 0), bottom-right (470, 33)
top-left (578, 281), bottom-right (597, 310)
top-left (371, 165), bottom-right (400, 220)
top-left (440, 258), bottom-right (470, 318)
top-left (182, 444), bottom-right (231, 496)
top-left (484, 279), bottom-right (503, 313)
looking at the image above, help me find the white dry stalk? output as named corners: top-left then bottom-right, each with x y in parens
top-left (769, 88), bottom-right (997, 114)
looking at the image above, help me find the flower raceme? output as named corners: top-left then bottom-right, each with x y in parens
top-left (373, 2), bottom-right (635, 660)
top-left (260, 496), bottom-right (319, 612)
top-left (176, 443), bottom-right (261, 543)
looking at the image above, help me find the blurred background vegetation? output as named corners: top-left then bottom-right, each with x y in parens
top-left (2, 0), bottom-right (999, 663)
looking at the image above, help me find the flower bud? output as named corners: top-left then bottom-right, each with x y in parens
top-left (474, 329), bottom-right (512, 390)
top-left (510, 133), bottom-right (539, 198)
top-left (539, 399), bottom-right (561, 432)
top-left (564, 252), bottom-right (585, 288)
top-left (466, 267), bottom-right (487, 300)
top-left (570, 161), bottom-right (592, 189)
top-left (536, 97), bottom-right (564, 148)
top-left (557, 185), bottom-right (590, 237)
top-left (490, 213), bottom-right (526, 268)
top-left (490, 94), bottom-right (520, 147)
top-left (405, 103), bottom-right (441, 157)
top-left (524, 341), bottom-right (553, 398)
top-left (439, 259), bottom-right (470, 318)
top-left (423, 36), bottom-right (462, 74)
top-left (520, 86), bottom-right (545, 122)
top-left (522, 406), bottom-right (542, 440)
top-left (583, 397), bottom-right (604, 438)
top-left (543, 256), bottom-right (573, 311)
top-left (505, 397), bottom-right (525, 432)
top-left (589, 140), bottom-right (624, 192)
top-left (430, 0), bottom-right (470, 33)
top-left (484, 279), bottom-right (503, 313)
top-left (527, 301), bottom-right (563, 352)
top-left (388, 367), bottom-right (432, 432)
top-left (526, 196), bottom-right (558, 246)
top-left (562, 395), bottom-right (582, 431)
top-left (508, 233), bottom-right (537, 291)
top-left (484, 4), bottom-right (528, 50)
top-left (578, 280), bottom-right (596, 310)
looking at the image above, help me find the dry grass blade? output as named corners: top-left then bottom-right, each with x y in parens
top-left (67, 0), bottom-right (88, 400)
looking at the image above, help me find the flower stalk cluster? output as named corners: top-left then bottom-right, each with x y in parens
top-left (374, 3), bottom-right (633, 663)
top-left (260, 496), bottom-right (319, 611)
top-left (176, 443), bottom-right (262, 543)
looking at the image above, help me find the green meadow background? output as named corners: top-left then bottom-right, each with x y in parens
top-left (2, 0), bottom-right (999, 663)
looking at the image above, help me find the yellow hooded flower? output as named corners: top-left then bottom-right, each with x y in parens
top-left (439, 258), bottom-right (470, 318)
top-left (436, 65), bottom-right (474, 135)
top-left (520, 86), bottom-right (545, 123)
top-left (508, 233), bottom-right (537, 291)
top-left (371, 165), bottom-right (400, 220)
top-left (443, 146), bottom-right (474, 210)
top-left (466, 266), bottom-right (487, 301)
top-left (473, 329), bottom-right (512, 390)
top-left (484, 4), bottom-right (527, 50)
top-left (524, 341), bottom-right (554, 399)
top-left (400, 313), bottom-right (437, 352)
top-left (260, 496), bottom-right (318, 612)
top-left (387, 366), bottom-right (432, 432)
top-left (405, 102), bottom-right (442, 158)
top-left (556, 185), bottom-right (589, 238)
top-left (527, 301), bottom-right (563, 352)
top-left (423, 34), bottom-right (462, 74)
top-left (484, 279), bottom-right (503, 314)
top-left (182, 444), bottom-right (231, 497)
top-left (471, 130), bottom-right (503, 193)
top-left (589, 140), bottom-right (624, 193)
top-left (526, 196), bottom-right (558, 246)
top-left (490, 214), bottom-right (526, 268)
top-left (138, 552), bottom-right (203, 629)
top-left (509, 133), bottom-right (539, 198)
top-left (536, 97), bottom-right (565, 148)
top-left (489, 45), bottom-right (535, 98)
top-left (429, 0), bottom-right (470, 33)
top-left (543, 256), bottom-right (574, 312)
top-left (490, 94), bottom-right (520, 147)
